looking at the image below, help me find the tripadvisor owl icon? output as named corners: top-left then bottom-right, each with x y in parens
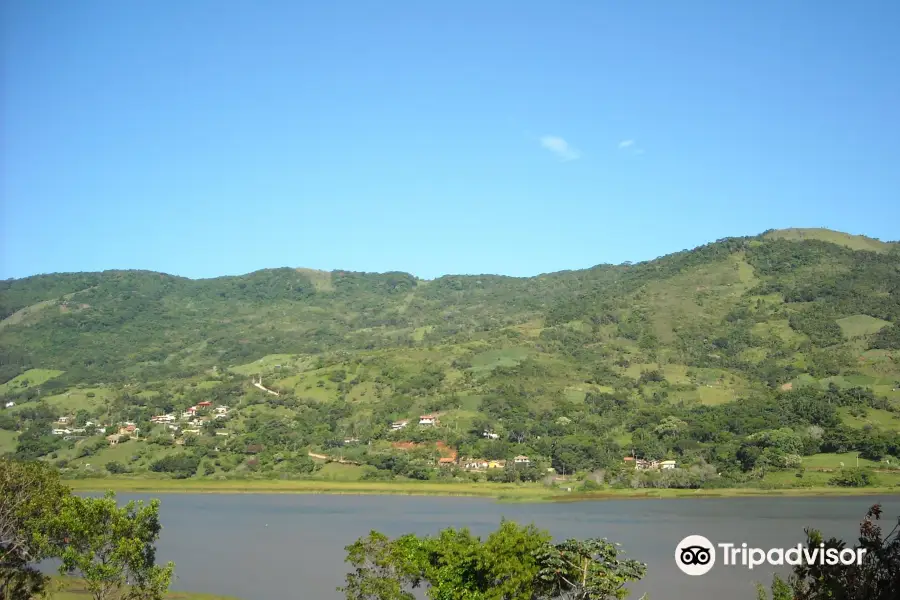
top-left (675, 535), bottom-right (716, 576)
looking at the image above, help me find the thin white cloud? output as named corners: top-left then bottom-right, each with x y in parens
top-left (540, 135), bottom-right (580, 161)
top-left (618, 139), bottom-right (644, 155)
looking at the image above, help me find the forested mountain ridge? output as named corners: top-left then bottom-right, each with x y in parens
top-left (2, 228), bottom-right (900, 487)
top-left (2, 228), bottom-right (898, 385)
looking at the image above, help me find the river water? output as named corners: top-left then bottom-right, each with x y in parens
top-left (105, 493), bottom-right (899, 600)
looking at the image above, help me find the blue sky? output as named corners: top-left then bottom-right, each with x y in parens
top-left (2, 1), bottom-right (898, 280)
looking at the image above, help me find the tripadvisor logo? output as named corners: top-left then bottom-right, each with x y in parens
top-left (674, 535), bottom-right (867, 576)
top-left (675, 535), bottom-right (716, 576)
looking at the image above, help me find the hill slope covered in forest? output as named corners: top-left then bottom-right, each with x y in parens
top-left (2, 228), bottom-right (900, 489)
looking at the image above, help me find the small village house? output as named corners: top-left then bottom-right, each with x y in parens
top-left (624, 456), bottom-right (672, 471)
top-left (391, 420), bottom-right (408, 430)
top-left (513, 455), bottom-right (531, 465)
top-left (463, 459), bottom-right (489, 470)
top-left (418, 415), bottom-right (437, 426)
top-left (118, 425), bottom-right (139, 437)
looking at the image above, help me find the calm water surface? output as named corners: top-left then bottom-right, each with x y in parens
top-left (110, 493), bottom-right (900, 600)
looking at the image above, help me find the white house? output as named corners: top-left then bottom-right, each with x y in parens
top-left (215, 405), bottom-right (229, 414)
top-left (56, 416), bottom-right (70, 425)
top-left (464, 459), bottom-right (489, 470)
top-left (660, 460), bottom-right (676, 470)
top-left (52, 428), bottom-right (69, 436)
top-left (514, 455), bottom-right (531, 465)
top-left (391, 420), bottom-right (408, 430)
top-left (419, 415), bottom-right (437, 426)
top-left (483, 430), bottom-right (500, 440)
top-left (151, 414), bottom-right (176, 424)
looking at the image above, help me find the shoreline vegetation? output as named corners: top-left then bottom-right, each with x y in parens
top-left (64, 477), bottom-right (900, 502)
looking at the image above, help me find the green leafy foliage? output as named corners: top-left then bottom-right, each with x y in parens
top-left (757, 504), bottom-right (900, 600)
top-left (871, 324), bottom-right (900, 350)
top-left (55, 492), bottom-right (174, 600)
top-left (0, 458), bottom-right (71, 598)
top-left (828, 468), bottom-right (876, 488)
top-left (338, 520), bottom-right (646, 600)
top-left (1, 458), bottom-right (175, 600)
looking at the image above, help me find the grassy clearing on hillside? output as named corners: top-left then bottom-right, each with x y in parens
top-left (873, 385), bottom-right (900, 402)
top-left (801, 452), bottom-right (882, 469)
top-left (764, 228), bottom-right (892, 253)
top-left (195, 379), bottom-right (222, 390)
top-left (229, 354), bottom-right (305, 376)
top-left (686, 385), bottom-right (738, 405)
top-left (761, 469), bottom-right (900, 488)
top-left (0, 429), bottom-right (18, 453)
top-left (0, 368), bottom-right (64, 393)
top-left (45, 577), bottom-right (241, 600)
top-left (0, 298), bottom-right (56, 328)
top-left (840, 407), bottom-right (900, 432)
top-left (819, 375), bottom-right (879, 390)
top-left (43, 388), bottom-right (113, 413)
top-left (642, 254), bottom-right (757, 344)
top-left (470, 348), bottom-right (530, 374)
top-left (837, 314), bottom-right (892, 338)
top-left (313, 462), bottom-right (368, 481)
top-left (563, 388), bottom-right (587, 403)
top-left (289, 372), bottom-right (341, 401)
top-left (457, 393), bottom-right (483, 411)
top-left (412, 325), bottom-right (434, 341)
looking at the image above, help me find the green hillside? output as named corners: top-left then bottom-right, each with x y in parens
top-left (2, 228), bottom-right (900, 491)
top-left (762, 227), bottom-right (898, 254)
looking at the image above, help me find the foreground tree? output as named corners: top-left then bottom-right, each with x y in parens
top-left (339, 519), bottom-right (646, 600)
top-left (0, 458), bottom-right (70, 599)
top-left (757, 503), bottom-right (900, 600)
top-left (55, 492), bottom-right (175, 600)
top-left (0, 458), bottom-right (175, 600)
